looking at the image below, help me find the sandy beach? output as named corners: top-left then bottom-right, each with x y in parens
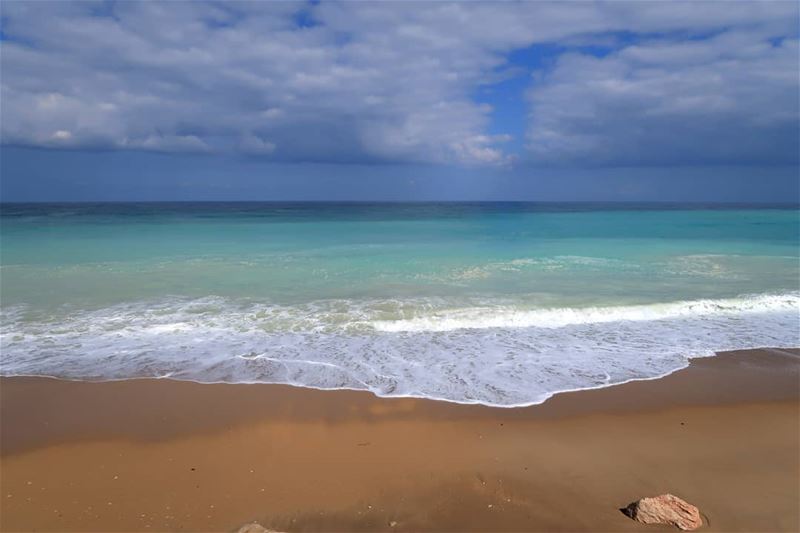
top-left (1, 348), bottom-right (798, 532)
top-left (3, 0), bottom-right (799, 530)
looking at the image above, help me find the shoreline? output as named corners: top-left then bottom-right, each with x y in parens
top-left (1, 348), bottom-right (799, 531)
top-left (4, 293), bottom-right (798, 409)
top-left (2, 344), bottom-right (797, 411)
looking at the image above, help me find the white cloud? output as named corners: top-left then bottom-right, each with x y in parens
top-left (526, 31), bottom-right (799, 165)
top-left (132, 134), bottom-right (210, 153)
top-left (0, 1), bottom-right (797, 166)
top-left (239, 134), bottom-right (277, 155)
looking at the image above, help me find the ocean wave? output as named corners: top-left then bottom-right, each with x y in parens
top-left (371, 293), bottom-right (800, 332)
top-left (427, 256), bottom-right (641, 283)
top-left (1, 292), bottom-right (798, 407)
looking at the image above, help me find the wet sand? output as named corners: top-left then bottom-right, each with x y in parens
top-left (1, 348), bottom-right (798, 532)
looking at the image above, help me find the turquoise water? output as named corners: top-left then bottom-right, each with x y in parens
top-left (1, 203), bottom-right (798, 406)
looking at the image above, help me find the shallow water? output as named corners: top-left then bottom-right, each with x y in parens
top-left (2, 202), bottom-right (798, 406)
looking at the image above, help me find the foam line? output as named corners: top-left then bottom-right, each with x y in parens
top-left (1, 292), bottom-right (798, 407)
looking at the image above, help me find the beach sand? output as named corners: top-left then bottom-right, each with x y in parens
top-left (1, 348), bottom-right (798, 532)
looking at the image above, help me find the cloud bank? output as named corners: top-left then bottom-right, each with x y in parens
top-left (1, 1), bottom-right (797, 166)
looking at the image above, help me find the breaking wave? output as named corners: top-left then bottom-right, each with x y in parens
top-left (1, 292), bottom-right (798, 407)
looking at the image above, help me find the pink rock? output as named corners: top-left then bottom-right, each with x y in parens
top-left (623, 494), bottom-right (703, 530)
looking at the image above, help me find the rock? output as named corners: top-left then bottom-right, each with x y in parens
top-left (236, 524), bottom-right (267, 533)
top-left (623, 494), bottom-right (702, 530)
top-left (235, 523), bottom-right (282, 533)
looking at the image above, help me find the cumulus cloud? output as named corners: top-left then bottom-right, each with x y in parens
top-left (527, 30), bottom-right (799, 165)
top-left (0, 1), bottom-right (797, 166)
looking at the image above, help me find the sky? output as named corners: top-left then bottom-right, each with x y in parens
top-left (0, 0), bottom-right (798, 202)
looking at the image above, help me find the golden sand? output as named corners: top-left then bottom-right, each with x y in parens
top-left (1, 349), bottom-right (798, 532)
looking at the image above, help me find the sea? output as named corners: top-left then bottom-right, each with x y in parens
top-left (1, 202), bottom-right (798, 407)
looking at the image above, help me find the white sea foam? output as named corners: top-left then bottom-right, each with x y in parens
top-left (371, 293), bottom-right (800, 332)
top-left (1, 292), bottom-right (798, 407)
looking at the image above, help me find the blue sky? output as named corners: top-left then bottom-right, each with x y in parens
top-left (1, 1), bottom-right (798, 201)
